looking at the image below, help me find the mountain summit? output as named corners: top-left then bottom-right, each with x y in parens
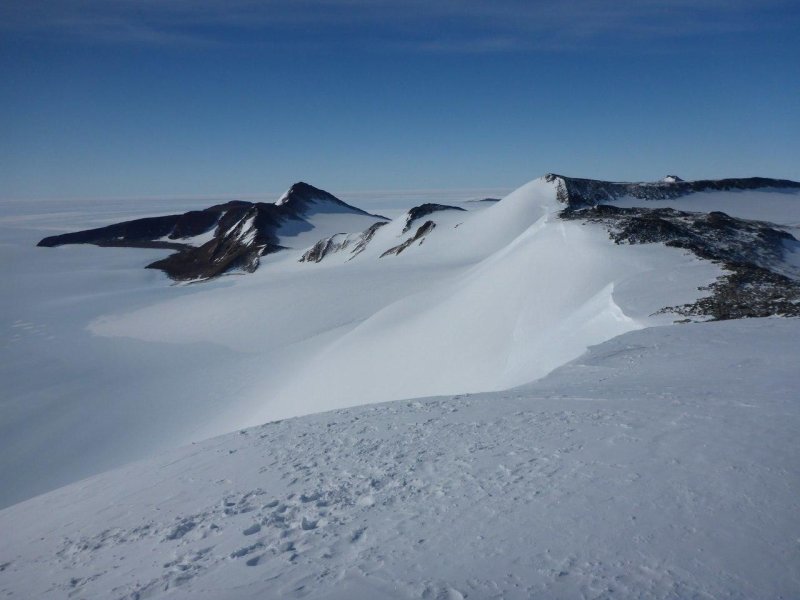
top-left (275, 182), bottom-right (382, 218)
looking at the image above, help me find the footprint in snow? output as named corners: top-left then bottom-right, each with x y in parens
top-left (230, 542), bottom-right (264, 559)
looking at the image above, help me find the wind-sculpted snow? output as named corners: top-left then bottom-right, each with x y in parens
top-left (1, 318), bottom-right (798, 599)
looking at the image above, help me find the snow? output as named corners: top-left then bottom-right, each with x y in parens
top-left (1, 317), bottom-right (798, 599)
top-left (2, 177), bottom-right (800, 598)
top-left (0, 196), bottom-right (275, 507)
top-left (236, 214), bottom-right (258, 245)
top-left (86, 179), bottom-right (723, 423)
top-left (0, 192), bottom-right (494, 508)
top-left (276, 210), bottom-right (386, 251)
top-left (337, 188), bottom-right (511, 220)
top-left (1, 177), bottom-right (776, 508)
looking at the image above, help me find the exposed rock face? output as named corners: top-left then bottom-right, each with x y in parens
top-left (38, 183), bottom-right (386, 281)
top-left (402, 204), bottom-right (465, 233)
top-left (381, 221), bottom-right (436, 257)
top-left (299, 222), bottom-right (387, 263)
top-left (660, 267), bottom-right (800, 321)
top-left (300, 234), bottom-right (349, 264)
top-left (148, 204), bottom-right (274, 280)
top-left (546, 173), bottom-right (800, 209)
top-left (560, 204), bottom-right (800, 319)
top-left (36, 209), bottom-right (221, 251)
top-left (300, 203), bottom-right (464, 263)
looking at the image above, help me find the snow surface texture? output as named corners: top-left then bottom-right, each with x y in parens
top-left (4, 176), bottom-right (798, 508)
top-left (1, 318), bottom-right (798, 599)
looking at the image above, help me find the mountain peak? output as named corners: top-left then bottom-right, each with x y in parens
top-left (275, 182), bottom-right (387, 219)
top-left (275, 182), bottom-right (333, 207)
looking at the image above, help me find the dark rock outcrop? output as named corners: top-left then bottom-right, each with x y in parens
top-left (402, 204), bottom-right (465, 233)
top-left (560, 204), bottom-right (800, 319)
top-left (299, 202), bottom-right (464, 264)
top-left (381, 221), bottom-right (436, 257)
top-left (659, 266), bottom-right (800, 321)
top-left (275, 182), bottom-right (388, 220)
top-left (38, 182), bottom-right (386, 281)
top-left (546, 173), bottom-right (800, 209)
top-left (299, 222), bottom-right (387, 263)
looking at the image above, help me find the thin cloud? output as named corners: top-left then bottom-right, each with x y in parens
top-left (1, 0), bottom-right (797, 51)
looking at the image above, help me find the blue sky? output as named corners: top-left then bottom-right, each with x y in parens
top-left (1, 1), bottom-right (799, 199)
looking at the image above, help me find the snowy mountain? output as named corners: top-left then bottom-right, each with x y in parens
top-left (2, 173), bottom-right (800, 598)
top-left (37, 175), bottom-right (800, 296)
top-left (37, 182), bottom-right (388, 281)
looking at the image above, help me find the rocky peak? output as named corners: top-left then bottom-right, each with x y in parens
top-left (545, 173), bottom-right (800, 209)
top-left (402, 203), bottom-right (465, 233)
top-left (276, 182), bottom-right (386, 219)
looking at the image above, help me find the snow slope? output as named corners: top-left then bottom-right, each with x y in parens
top-left (88, 179), bottom-right (721, 424)
top-left (1, 317), bottom-right (798, 599)
top-left (0, 190), bottom-right (501, 508)
top-left (0, 176), bottom-right (795, 510)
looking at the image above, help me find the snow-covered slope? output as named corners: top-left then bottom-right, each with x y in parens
top-left (1, 317), bottom-right (798, 599)
top-left (86, 178), bottom-right (725, 419)
top-left (3, 174), bottom-right (798, 510)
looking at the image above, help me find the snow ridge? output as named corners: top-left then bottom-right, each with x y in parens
top-left (545, 173), bottom-right (800, 208)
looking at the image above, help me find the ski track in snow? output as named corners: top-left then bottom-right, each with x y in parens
top-left (1, 318), bottom-right (798, 599)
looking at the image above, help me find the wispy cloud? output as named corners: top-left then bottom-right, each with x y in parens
top-left (1, 0), bottom-right (797, 51)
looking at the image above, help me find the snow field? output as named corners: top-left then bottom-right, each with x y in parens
top-left (1, 318), bottom-right (798, 599)
top-left (0, 177), bottom-right (792, 510)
